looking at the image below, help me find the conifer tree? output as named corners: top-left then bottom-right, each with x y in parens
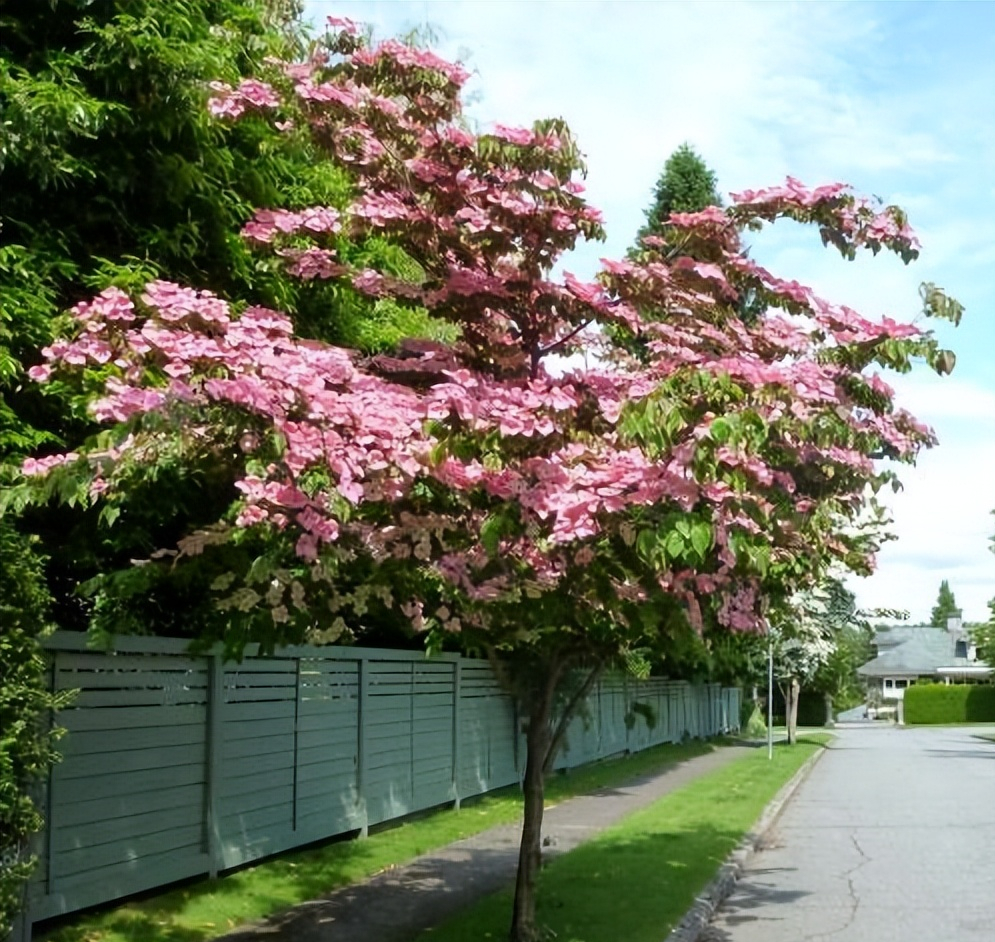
top-left (930, 579), bottom-right (959, 627)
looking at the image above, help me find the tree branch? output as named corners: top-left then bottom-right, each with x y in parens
top-left (543, 658), bottom-right (604, 774)
top-left (537, 317), bottom-right (594, 360)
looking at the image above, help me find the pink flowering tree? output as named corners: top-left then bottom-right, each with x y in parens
top-left (16, 18), bottom-right (963, 940)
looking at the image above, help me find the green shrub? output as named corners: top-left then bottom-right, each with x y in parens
top-left (904, 684), bottom-right (995, 724)
top-left (0, 522), bottom-right (74, 935)
top-left (743, 705), bottom-right (768, 739)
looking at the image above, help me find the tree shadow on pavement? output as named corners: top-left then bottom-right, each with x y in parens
top-left (923, 747), bottom-right (995, 760)
top-left (698, 866), bottom-right (810, 940)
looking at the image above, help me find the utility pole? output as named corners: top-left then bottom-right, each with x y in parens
top-left (767, 638), bottom-right (774, 760)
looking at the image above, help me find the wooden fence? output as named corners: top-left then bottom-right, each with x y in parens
top-left (17, 632), bottom-right (740, 938)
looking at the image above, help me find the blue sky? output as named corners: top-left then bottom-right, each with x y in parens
top-left (303, 1), bottom-right (995, 622)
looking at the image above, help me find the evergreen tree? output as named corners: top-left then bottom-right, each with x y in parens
top-left (930, 579), bottom-right (960, 627)
top-left (635, 142), bottom-right (722, 244)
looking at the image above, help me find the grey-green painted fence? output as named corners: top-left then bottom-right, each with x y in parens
top-left (19, 632), bottom-right (740, 937)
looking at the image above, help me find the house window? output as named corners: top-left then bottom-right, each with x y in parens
top-left (955, 640), bottom-right (968, 658)
top-left (895, 679), bottom-right (909, 689)
top-left (884, 679), bottom-right (894, 689)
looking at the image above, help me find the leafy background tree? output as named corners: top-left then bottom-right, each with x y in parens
top-left (930, 578), bottom-right (960, 627)
top-left (970, 514), bottom-right (995, 664)
top-left (0, 0), bottom-right (446, 640)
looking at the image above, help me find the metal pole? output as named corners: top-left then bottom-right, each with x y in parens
top-left (767, 640), bottom-right (774, 761)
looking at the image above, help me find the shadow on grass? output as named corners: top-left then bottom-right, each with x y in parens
top-left (419, 823), bottom-right (811, 942)
top-left (36, 741), bottom-right (722, 942)
top-left (34, 831), bottom-right (408, 942)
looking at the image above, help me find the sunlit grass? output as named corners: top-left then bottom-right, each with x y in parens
top-left (420, 735), bottom-right (831, 942)
top-left (38, 740), bottom-right (719, 942)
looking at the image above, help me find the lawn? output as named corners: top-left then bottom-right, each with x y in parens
top-left (37, 739), bottom-right (718, 942)
top-left (420, 734), bottom-right (831, 942)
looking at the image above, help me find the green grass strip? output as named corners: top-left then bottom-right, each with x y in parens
top-left (420, 735), bottom-right (832, 942)
top-left (38, 740), bottom-right (717, 942)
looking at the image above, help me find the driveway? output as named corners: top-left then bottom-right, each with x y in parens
top-left (704, 725), bottom-right (995, 942)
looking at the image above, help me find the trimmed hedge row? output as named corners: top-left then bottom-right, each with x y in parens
top-left (904, 684), bottom-right (995, 724)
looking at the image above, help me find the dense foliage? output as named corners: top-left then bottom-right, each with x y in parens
top-left (0, 522), bottom-right (75, 936)
top-left (0, 0), bottom-right (450, 641)
top-left (904, 683), bottom-right (995, 724)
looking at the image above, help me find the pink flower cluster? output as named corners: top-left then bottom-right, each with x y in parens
top-left (241, 207), bottom-right (341, 243)
top-left (208, 79), bottom-right (281, 119)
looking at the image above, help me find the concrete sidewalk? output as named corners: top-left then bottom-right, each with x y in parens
top-left (219, 744), bottom-right (752, 942)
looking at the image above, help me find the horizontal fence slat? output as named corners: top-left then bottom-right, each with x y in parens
top-left (56, 763), bottom-right (204, 806)
top-left (56, 783), bottom-right (205, 828)
top-left (52, 804), bottom-right (203, 855)
top-left (71, 687), bottom-right (208, 708)
top-left (55, 669), bottom-right (208, 691)
top-left (52, 824), bottom-right (205, 880)
top-left (55, 742), bottom-right (205, 781)
top-left (61, 724), bottom-right (205, 758)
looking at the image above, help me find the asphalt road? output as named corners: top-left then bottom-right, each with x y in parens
top-left (704, 725), bottom-right (995, 942)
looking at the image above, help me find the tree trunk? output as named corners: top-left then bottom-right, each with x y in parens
top-left (509, 689), bottom-right (555, 942)
top-left (786, 677), bottom-right (800, 745)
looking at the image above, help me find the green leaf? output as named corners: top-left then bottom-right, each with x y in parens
top-left (933, 349), bottom-right (956, 376)
top-left (99, 504), bottom-right (121, 527)
top-left (480, 514), bottom-right (504, 557)
top-left (665, 529), bottom-right (685, 560)
top-left (636, 529), bottom-right (657, 564)
top-left (690, 521), bottom-right (711, 558)
top-left (710, 417), bottom-right (731, 443)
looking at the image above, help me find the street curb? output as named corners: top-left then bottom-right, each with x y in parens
top-left (662, 740), bottom-right (832, 942)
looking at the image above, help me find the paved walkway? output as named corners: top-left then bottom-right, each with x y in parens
top-left (219, 744), bottom-right (751, 942)
top-left (704, 726), bottom-right (995, 942)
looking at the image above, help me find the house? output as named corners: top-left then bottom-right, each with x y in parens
top-left (857, 615), bottom-right (993, 703)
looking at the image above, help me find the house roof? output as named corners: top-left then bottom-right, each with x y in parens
top-left (857, 626), bottom-right (990, 678)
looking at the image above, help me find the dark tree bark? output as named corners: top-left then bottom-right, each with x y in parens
top-left (505, 656), bottom-right (603, 942)
top-left (509, 662), bottom-right (560, 942)
top-left (785, 676), bottom-right (800, 745)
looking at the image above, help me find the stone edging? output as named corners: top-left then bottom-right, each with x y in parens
top-left (662, 741), bottom-right (831, 942)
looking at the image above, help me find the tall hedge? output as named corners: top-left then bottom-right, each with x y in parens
top-left (904, 684), bottom-right (995, 724)
top-left (0, 522), bottom-right (75, 936)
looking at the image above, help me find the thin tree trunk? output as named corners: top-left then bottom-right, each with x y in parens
top-left (786, 677), bottom-right (800, 745)
top-left (509, 657), bottom-right (565, 942)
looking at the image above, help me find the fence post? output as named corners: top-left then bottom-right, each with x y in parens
top-left (357, 657), bottom-right (370, 838)
top-left (451, 660), bottom-right (462, 809)
top-left (292, 658), bottom-right (302, 833)
top-left (206, 653), bottom-right (224, 878)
